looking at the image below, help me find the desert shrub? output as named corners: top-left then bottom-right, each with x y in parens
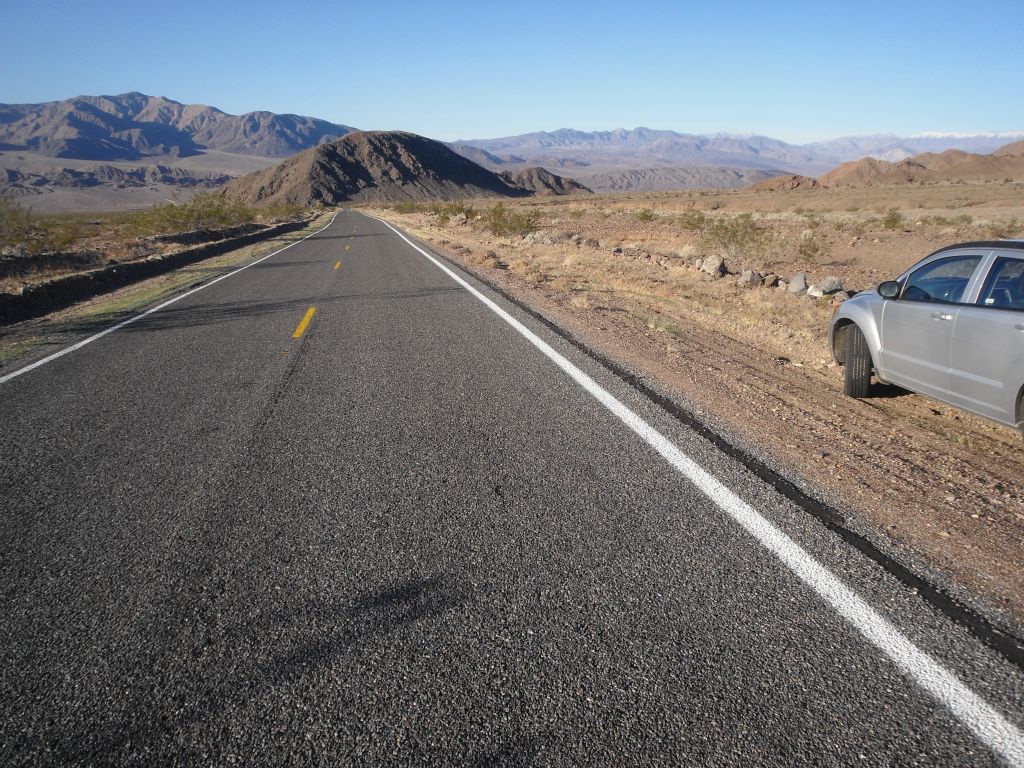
top-left (483, 202), bottom-right (536, 237)
top-left (569, 208), bottom-right (586, 219)
top-left (701, 212), bottom-right (769, 259)
top-left (635, 208), bottom-right (655, 222)
top-left (260, 201), bottom-right (305, 220)
top-left (427, 201), bottom-right (476, 224)
top-left (391, 202), bottom-right (426, 214)
top-left (122, 192), bottom-right (257, 238)
top-left (988, 218), bottom-right (1021, 239)
top-left (882, 208), bottom-right (904, 230)
top-left (0, 197), bottom-right (85, 253)
top-left (797, 229), bottom-right (826, 260)
top-left (0, 197), bottom-right (33, 249)
top-left (678, 209), bottom-right (706, 231)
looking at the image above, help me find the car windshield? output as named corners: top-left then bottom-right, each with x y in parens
top-left (902, 255), bottom-right (982, 304)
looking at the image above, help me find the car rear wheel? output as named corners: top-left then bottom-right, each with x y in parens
top-left (844, 326), bottom-right (872, 398)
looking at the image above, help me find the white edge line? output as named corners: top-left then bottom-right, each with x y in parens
top-left (0, 212), bottom-right (340, 385)
top-left (363, 211), bottom-right (1024, 767)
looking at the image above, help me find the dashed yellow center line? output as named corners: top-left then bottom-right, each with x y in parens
top-left (334, 260), bottom-right (341, 270)
top-left (292, 306), bottom-right (317, 339)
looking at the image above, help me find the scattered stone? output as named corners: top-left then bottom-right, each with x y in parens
top-left (818, 275), bottom-right (844, 294)
top-left (583, 237), bottom-right (600, 248)
top-left (738, 269), bottom-right (763, 287)
top-left (762, 273), bottom-right (780, 288)
top-left (787, 271), bottom-right (809, 295)
top-left (694, 257), bottom-right (705, 272)
top-left (700, 255), bottom-right (726, 277)
top-left (611, 247), bottom-right (624, 255)
top-left (831, 290), bottom-right (852, 306)
top-left (807, 285), bottom-right (825, 298)
top-left (449, 212), bottom-right (467, 226)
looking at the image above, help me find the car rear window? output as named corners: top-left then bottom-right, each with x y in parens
top-left (977, 257), bottom-right (1024, 310)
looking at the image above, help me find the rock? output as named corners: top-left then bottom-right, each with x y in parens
top-left (831, 290), bottom-right (852, 306)
top-left (762, 273), bottom-right (780, 288)
top-left (700, 255), bottom-right (726, 277)
top-left (694, 257), bottom-right (705, 271)
top-left (807, 284), bottom-right (825, 298)
top-left (583, 237), bottom-right (600, 248)
top-left (738, 269), bottom-right (763, 287)
top-left (818, 275), bottom-right (844, 294)
top-left (449, 212), bottom-right (467, 226)
top-left (787, 271), bottom-right (809, 295)
top-left (611, 247), bottom-right (624, 255)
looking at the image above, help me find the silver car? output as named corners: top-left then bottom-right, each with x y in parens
top-left (830, 240), bottom-right (1024, 431)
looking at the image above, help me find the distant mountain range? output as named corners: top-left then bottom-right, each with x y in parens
top-left (2, 92), bottom-right (1022, 206)
top-left (450, 128), bottom-right (1024, 191)
top-left (0, 92), bottom-right (356, 160)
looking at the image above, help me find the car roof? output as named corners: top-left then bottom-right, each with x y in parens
top-left (929, 240), bottom-right (1024, 257)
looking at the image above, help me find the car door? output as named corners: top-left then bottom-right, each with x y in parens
top-left (878, 252), bottom-right (986, 400)
top-left (948, 254), bottom-right (1024, 425)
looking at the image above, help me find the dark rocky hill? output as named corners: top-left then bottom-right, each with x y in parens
top-left (226, 131), bottom-right (586, 206)
top-left (499, 167), bottom-right (591, 195)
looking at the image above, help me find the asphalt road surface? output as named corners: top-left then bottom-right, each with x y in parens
top-left (2, 211), bottom-right (1023, 766)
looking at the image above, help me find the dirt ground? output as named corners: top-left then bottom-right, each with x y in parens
top-left (367, 182), bottom-right (1024, 633)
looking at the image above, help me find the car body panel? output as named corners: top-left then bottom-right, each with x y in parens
top-left (829, 241), bottom-right (1024, 429)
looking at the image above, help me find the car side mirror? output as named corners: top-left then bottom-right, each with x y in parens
top-left (878, 280), bottom-right (900, 300)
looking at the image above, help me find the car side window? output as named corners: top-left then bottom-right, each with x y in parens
top-left (901, 254), bottom-right (982, 304)
top-left (976, 256), bottom-right (1024, 311)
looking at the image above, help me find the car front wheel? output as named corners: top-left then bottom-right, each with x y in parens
top-left (843, 326), bottom-right (873, 398)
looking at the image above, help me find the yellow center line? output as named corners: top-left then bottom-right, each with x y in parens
top-left (334, 260), bottom-right (341, 270)
top-left (292, 306), bottom-right (317, 339)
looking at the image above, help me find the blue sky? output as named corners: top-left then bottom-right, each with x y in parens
top-left (3, 0), bottom-right (1022, 143)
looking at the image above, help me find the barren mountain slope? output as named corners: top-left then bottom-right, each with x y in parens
top-left (226, 131), bottom-right (537, 205)
top-left (0, 92), bottom-right (355, 161)
top-left (499, 167), bottom-right (591, 195)
top-left (820, 145), bottom-right (1024, 186)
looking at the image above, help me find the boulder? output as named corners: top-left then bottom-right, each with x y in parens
top-left (807, 284), bottom-right (825, 298)
top-left (762, 273), bottom-right (780, 288)
top-left (818, 275), bottom-right (844, 294)
top-left (700, 255), bottom-right (726, 277)
top-left (787, 271), bottom-right (809, 295)
top-left (738, 269), bottom-right (763, 287)
top-left (583, 237), bottom-right (600, 249)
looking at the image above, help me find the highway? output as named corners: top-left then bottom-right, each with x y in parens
top-left (2, 210), bottom-right (1023, 766)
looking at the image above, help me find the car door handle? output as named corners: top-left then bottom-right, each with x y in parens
top-left (1016, 323), bottom-right (1024, 332)
top-left (930, 312), bottom-right (953, 321)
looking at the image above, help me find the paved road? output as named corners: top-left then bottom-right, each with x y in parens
top-left (2, 210), bottom-right (1022, 766)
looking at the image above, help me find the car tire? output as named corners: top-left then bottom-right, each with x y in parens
top-left (844, 326), bottom-right (872, 398)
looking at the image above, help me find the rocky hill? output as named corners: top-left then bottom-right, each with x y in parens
top-left (0, 92), bottom-right (356, 160)
top-left (226, 131), bottom-right (586, 206)
top-left (818, 140), bottom-right (1024, 186)
top-left (749, 174), bottom-right (820, 192)
top-left (498, 167), bottom-right (591, 196)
